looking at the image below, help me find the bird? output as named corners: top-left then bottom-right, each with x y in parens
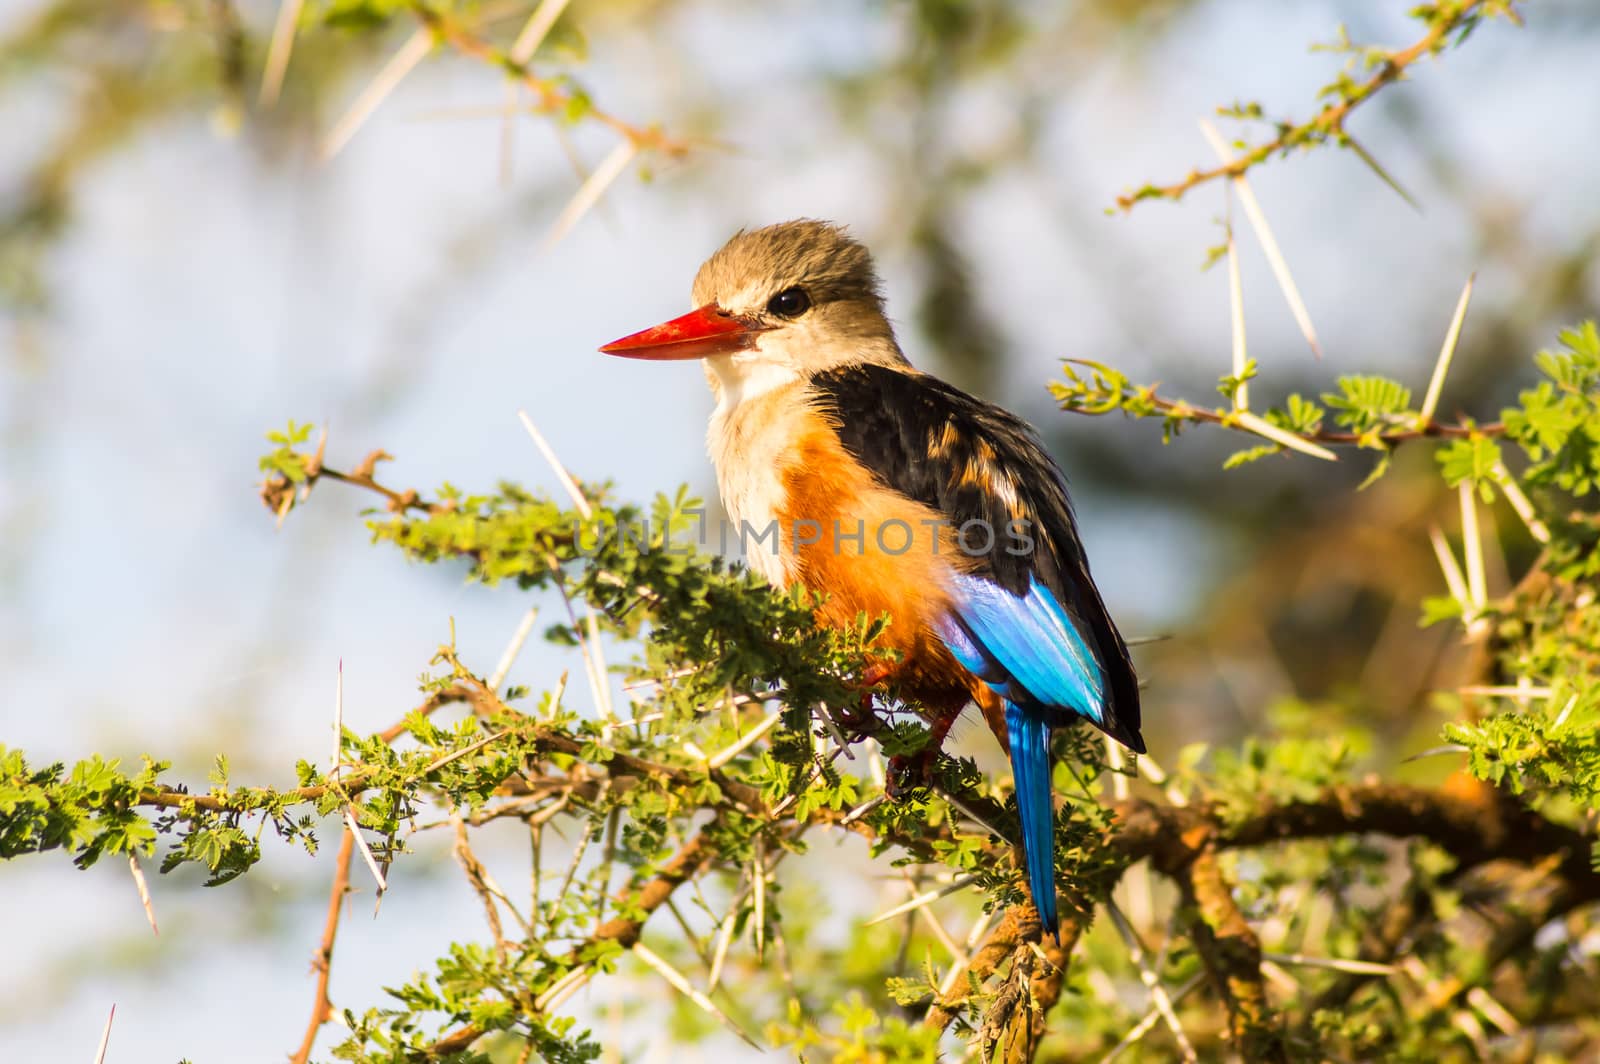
top-left (598, 219), bottom-right (1143, 941)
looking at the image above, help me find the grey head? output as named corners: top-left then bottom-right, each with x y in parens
top-left (691, 220), bottom-right (908, 404)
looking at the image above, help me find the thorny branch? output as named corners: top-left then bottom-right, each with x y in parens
top-left (1115, 0), bottom-right (1517, 210)
top-left (290, 827), bottom-right (355, 1064)
top-left (1059, 368), bottom-right (1503, 448)
top-left (149, 632), bottom-right (1600, 1064)
top-left (915, 780), bottom-right (1600, 1055)
top-left (229, 443), bottom-right (1600, 1061)
top-left (1171, 847), bottom-right (1283, 1061)
top-left (405, 3), bottom-right (692, 160)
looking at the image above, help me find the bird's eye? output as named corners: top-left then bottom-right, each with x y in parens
top-left (766, 286), bottom-right (811, 319)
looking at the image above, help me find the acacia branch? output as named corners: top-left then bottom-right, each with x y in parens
top-left (926, 904), bottom-right (1027, 1033)
top-left (135, 679), bottom-right (768, 819)
top-left (1170, 846), bottom-right (1284, 1061)
top-left (1115, 1), bottom-right (1507, 210)
top-left (261, 445), bottom-right (448, 518)
top-left (922, 779), bottom-right (1599, 1041)
top-left (290, 827), bottom-right (355, 1064)
top-left (1114, 781), bottom-right (1600, 898)
top-left (1063, 374), bottom-right (1503, 448)
top-left (415, 827), bottom-right (718, 1060)
top-left (405, 3), bottom-right (692, 158)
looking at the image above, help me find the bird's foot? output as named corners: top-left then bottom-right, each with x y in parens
top-left (837, 662), bottom-right (896, 736)
top-left (834, 689), bottom-right (879, 734)
top-left (885, 748), bottom-right (937, 801)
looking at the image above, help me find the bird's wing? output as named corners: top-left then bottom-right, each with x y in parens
top-left (807, 362), bottom-right (1142, 750)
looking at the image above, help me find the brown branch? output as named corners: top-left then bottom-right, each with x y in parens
top-left (1170, 846), bottom-right (1285, 1062)
top-left (1114, 782), bottom-right (1600, 899)
top-left (926, 905), bottom-right (1023, 1033)
top-left (135, 678), bottom-right (768, 819)
top-left (1115, 1), bottom-right (1502, 210)
top-left (415, 827), bottom-right (718, 1060)
top-left (922, 780), bottom-right (1599, 1041)
top-left (453, 817), bottom-right (509, 950)
top-left (1020, 913), bottom-right (1081, 1056)
top-left (1065, 376), bottom-right (1503, 448)
top-left (407, 4), bottom-right (693, 159)
top-left (261, 445), bottom-right (447, 518)
top-left (289, 827), bottom-right (355, 1064)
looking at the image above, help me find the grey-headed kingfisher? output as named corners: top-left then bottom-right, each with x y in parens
top-left (599, 219), bottom-right (1143, 940)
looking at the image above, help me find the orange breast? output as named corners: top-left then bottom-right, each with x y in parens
top-left (776, 422), bottom-right (1000, 730)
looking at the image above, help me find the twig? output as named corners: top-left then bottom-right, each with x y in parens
top-left (319, 27), bottom-right (435, 161)
top-left (259, 0), bottom-right (306, 107)
top-left (498, 0), bottom-right (575, 182)
top-left (420, 727), bottom-right (513, 775)
top-left (517, 410), bottom-right (593, 520)
top-left (1201, 119), bottom-right (1322, 360)
top-left (547, 817), bottom-right (597, 926)
top-left (93, 1003), bottom-right (115, 1064)
top-left (1060, 367), bottom-right (1501, 446)
top-left (1261, 951), bottom-right (1395, 976)
top-left (332, 658), bottom-right (345, 777)
top-left (1097, 973), bottom-right (1205, 1064)
top-left (543, 139), bottom-right (639, 248)
top-left (1428, 525), bottom-right (1472, 614)
top-left (289, 829), bottom-right (355, 1064)
top-left (664, 895), bottom-right (711, 970)
top-left (128, 853), bottom-right (158, 936)
top-left (343, 808), bottom-right (388, 894)
top-left (548, 562), bottom-right (612, 722)
top-left (595, 807), bottom-right (621, 926)
top-left (926, 904), bottom-right (1024, 1033)
top-left (841, 793), bottom-right (885, 825)
top-left (1420, 275), bottom-right (1476, 422)
top-left (706, 875), bottom-right (744, 992)
top-left (533, 965), bottom-right (592, 1012)
top-left (1105, 900), bottom-right (1199, 1062)
top-left (706, 711), bottom-right (782, 769)
top-left (1117, 3), bottom-right (1499, 210)
top-left (1233, 410), bottom-right (1339, 461)
top-left (867, 873), bottom-right (980, 926)
top-left (1458, 684), bottom-right (1552, 699)
top-left (938, 907), bottom-right (996, 998)
top-left (633, 942), bottom-right (762, 1049)
top-left (1225, 219), bottom-right (1249, 411)
top-left (1465, 985), bottom-right (1522, 1035)
top-left (410, 4), bottom-right (690, 156)
top-left (1491, 461), bottom-right (1551, 544)
top-left (454, 816), bottom-right (526, 945)
top-left (752, 837), bottom-right (767, 960)
top-left (932, 784), bottom-right (1009, 838)
top-left (1459, 481), bottom-right (1487, 611)
top-left (489, 608), bottom-right (541, 690)
top-left (899, 869), bottom-right (963, 959)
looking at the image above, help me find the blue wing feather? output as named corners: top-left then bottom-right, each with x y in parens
top-left (941, 573), bottom-right (1106, 725)
top-left (939, 572), bottom-right (1106, 945)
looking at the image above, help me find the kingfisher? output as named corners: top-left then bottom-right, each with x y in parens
top-left (599, 219), bottom-right (1143, 940)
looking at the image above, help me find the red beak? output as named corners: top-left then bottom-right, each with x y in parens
top-left (599, 303), bottom-right (767, 361)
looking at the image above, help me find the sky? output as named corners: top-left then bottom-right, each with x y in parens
top-left (2, 1), bottom-right (1597, 1059)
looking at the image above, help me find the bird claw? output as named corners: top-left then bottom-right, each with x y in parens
top-left (835, 691), bottom-right (879, 735)
top-left (885, 749), bottom-right (936, 801)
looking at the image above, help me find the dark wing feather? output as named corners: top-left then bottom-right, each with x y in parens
top-left (808, 362), bottom-right (1143, 750)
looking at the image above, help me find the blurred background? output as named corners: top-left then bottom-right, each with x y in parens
top-left (2, 0), bottom-right (1597, 1058)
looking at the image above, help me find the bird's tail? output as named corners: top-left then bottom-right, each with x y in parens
top-left (1005, 700), bottom-right (1059, 943)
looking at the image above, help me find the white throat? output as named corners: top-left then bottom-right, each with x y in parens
top-left (705, 351), bottom-right (802, 413)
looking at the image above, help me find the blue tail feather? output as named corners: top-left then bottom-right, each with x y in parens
top-left (1006, 700), bottom-right (1059, 943)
